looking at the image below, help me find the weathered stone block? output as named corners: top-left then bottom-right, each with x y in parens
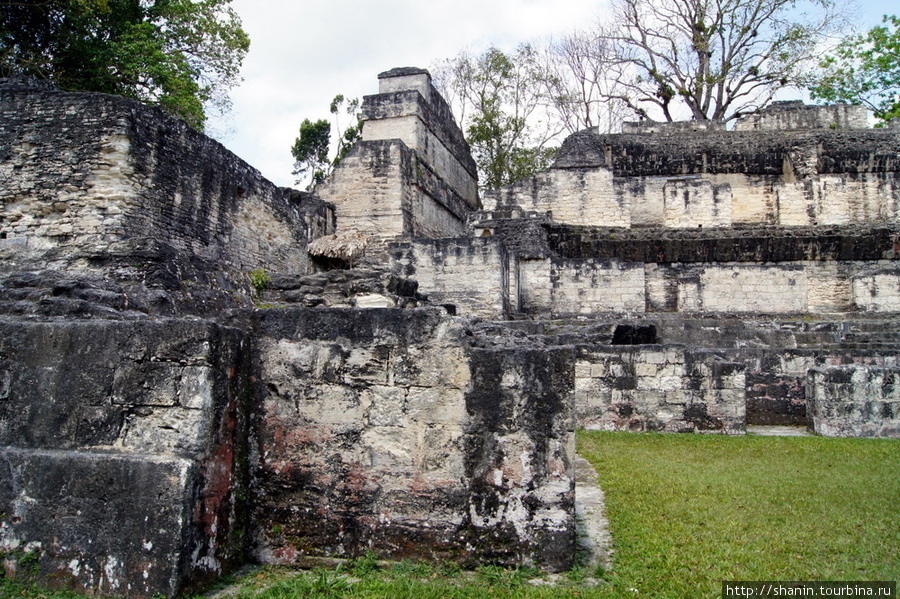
top-left (252, 308), bottom-right (575, 571)
top-left (0, 319), bottom-right (252, 597)
top-left (807, 366), bottom-right (900, 437)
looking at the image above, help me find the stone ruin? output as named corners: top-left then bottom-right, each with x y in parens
top-left (0, 67), bottom-right (898, 597)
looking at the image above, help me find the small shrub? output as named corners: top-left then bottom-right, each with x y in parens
top-left (249, 269), bottom-right (271, 293)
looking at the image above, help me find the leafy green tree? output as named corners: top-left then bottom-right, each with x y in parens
top-left (433, 45), bottom-right (562, 189)
top-left (291, 118), bottom-right (331, 190)
top-left (328, 94), bottom-right (362, 166)
top-left (807, 15), bottom-right (900, 124)
top-left (0, 0), bottom-right (249, 130)
top-left (291, 94), bottom-right (362, 190)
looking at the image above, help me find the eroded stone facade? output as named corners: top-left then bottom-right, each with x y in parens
top-left (1, 68), bottom-right (899, 599)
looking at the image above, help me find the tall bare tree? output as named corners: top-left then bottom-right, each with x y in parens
top-left (604, 0), bottom-right (845, 122)
top-left (544, 30), bottom-right (632, 134)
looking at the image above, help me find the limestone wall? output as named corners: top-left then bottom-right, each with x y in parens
top-left (734, 101), bottom-right (869, 131)
top-left (571, 321), bottom-right (900, 434)
top-left (0, 78), bottom-right (327, 279)
top-left (485, 170), bottom-right (900, 229)
top-left (250, 308), bottom-right (575, 571)
top-left (391, 238), bottom-right (510, 318)
top-left (575, 347), bottom-right (746, 434)
top-left (317, 69), bottom-right (478, 252)
top-left (485, 125), bottom-right (900, 228)
top-left (0, 320), bottom-right (252, 598)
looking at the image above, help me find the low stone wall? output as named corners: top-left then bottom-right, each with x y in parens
top-left (574, 347), bottom-right (746, 434)
top-left (807, 366), bottom-right (900, 437)
top-left (0, 320), bottom-right (251, 598)
top-left (249, 308), bottom-right (575, 571)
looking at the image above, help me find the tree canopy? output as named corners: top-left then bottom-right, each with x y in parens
top-left (807, 14), bottom-right (900, 124)
top-left (0, 0), bottom-right (250, 130)
top-left (603, 0), bottom-right (845, 123)
top-left (433, 44), bottom-right (561, 189)
top-left (291, 94), bottom-right (362, 190)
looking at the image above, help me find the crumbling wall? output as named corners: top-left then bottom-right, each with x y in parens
top-left (455, 226), bottom-right (900, 319)
top-left (734, 101), bottom-right (869, 131)
top-left (249, 307), bottom-right (575, 571)
top-left (575, 347), bottom-right (746, 434)
top-left (484, 126), bottom-right (900, 228)
top-left (569, 317), bottom-right (900, 434)
top-left (0, 320), bottom-right (252, 598)
top-left (807, 366), bottom-right (900, 437)
top-left (0, 78), bottom-right (330, 285)
top-left (391, 238), bottom-right (510, 318)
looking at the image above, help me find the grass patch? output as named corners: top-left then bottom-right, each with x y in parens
top-left (578, 431), bottom-right (900, 598)
top-left (3, 433), bottom-right (896, 599)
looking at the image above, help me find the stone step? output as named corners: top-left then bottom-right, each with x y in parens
top-left (574, 454), bottom-right (613, 573)
top-left (745, 425), bottom-right (814, 437)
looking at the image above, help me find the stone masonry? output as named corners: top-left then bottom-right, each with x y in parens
top-left (0, 68), bottom-right (899, 599)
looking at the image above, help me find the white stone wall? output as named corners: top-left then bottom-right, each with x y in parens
top-left (317, 141), bottom-right (407, 247)
top-left (548, 260), bottom-right (646, 314)
top-left (490, 168), bottom-right (899, 228)
top-left (364, 116), bottom-right (478, 206)
top-left (402, 239), bottom-right (509, 319)
top-left (699, 265), bottom-right (808, 312)
top-left (484, 168), bottom-right (628, 227)
top-left (0, 105), bottom-right (313, 276)
top-left (851, 270), bottom-right (900, 311)
top-left (513, 260), bottom-right (900, 318)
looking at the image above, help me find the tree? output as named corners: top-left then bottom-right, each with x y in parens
top-left (545, 30), bottom-right (632, 134)
top-left (0, 0), bottom-right (250, 130)
top-left (433, 44), bottom-right (563, 189)
top-left (291, 118), bottom-right (331, 190)
top-left (806, 15), bottom-right (900, 124)
top-left (291, 94), bottom-right (362, 190)
top-left (601, 0), bottom-right (845, 123)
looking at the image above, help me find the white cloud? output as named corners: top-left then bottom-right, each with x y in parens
top-left (208, 0), bottom-right (890, 188)
top-left (208, 0), bottom-right (603, 187)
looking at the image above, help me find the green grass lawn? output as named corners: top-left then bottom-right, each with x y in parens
top-left (577, 431), bottom-right (900, 598)
top-left (2, 432), bottom-right (897, 599)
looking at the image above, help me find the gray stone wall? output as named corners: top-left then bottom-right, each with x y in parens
top-left (0, 78), bottom-right (330, 284)
top-left (248, 308), bottom-right (575, 571)
top-left (734, 101), bottom-right (869, 131)
top-left (807, 366), bottom-right (900, 437)
top-left (575, 346), bottom-right (746, 434)
top-left (0, 320), bottom-right (252, 597)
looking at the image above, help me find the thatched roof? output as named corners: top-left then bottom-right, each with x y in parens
top-left (308, 231), bottom-right (369, 263)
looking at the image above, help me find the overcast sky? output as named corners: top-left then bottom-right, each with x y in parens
top-left (207, 0), bottom-right (898, 189)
